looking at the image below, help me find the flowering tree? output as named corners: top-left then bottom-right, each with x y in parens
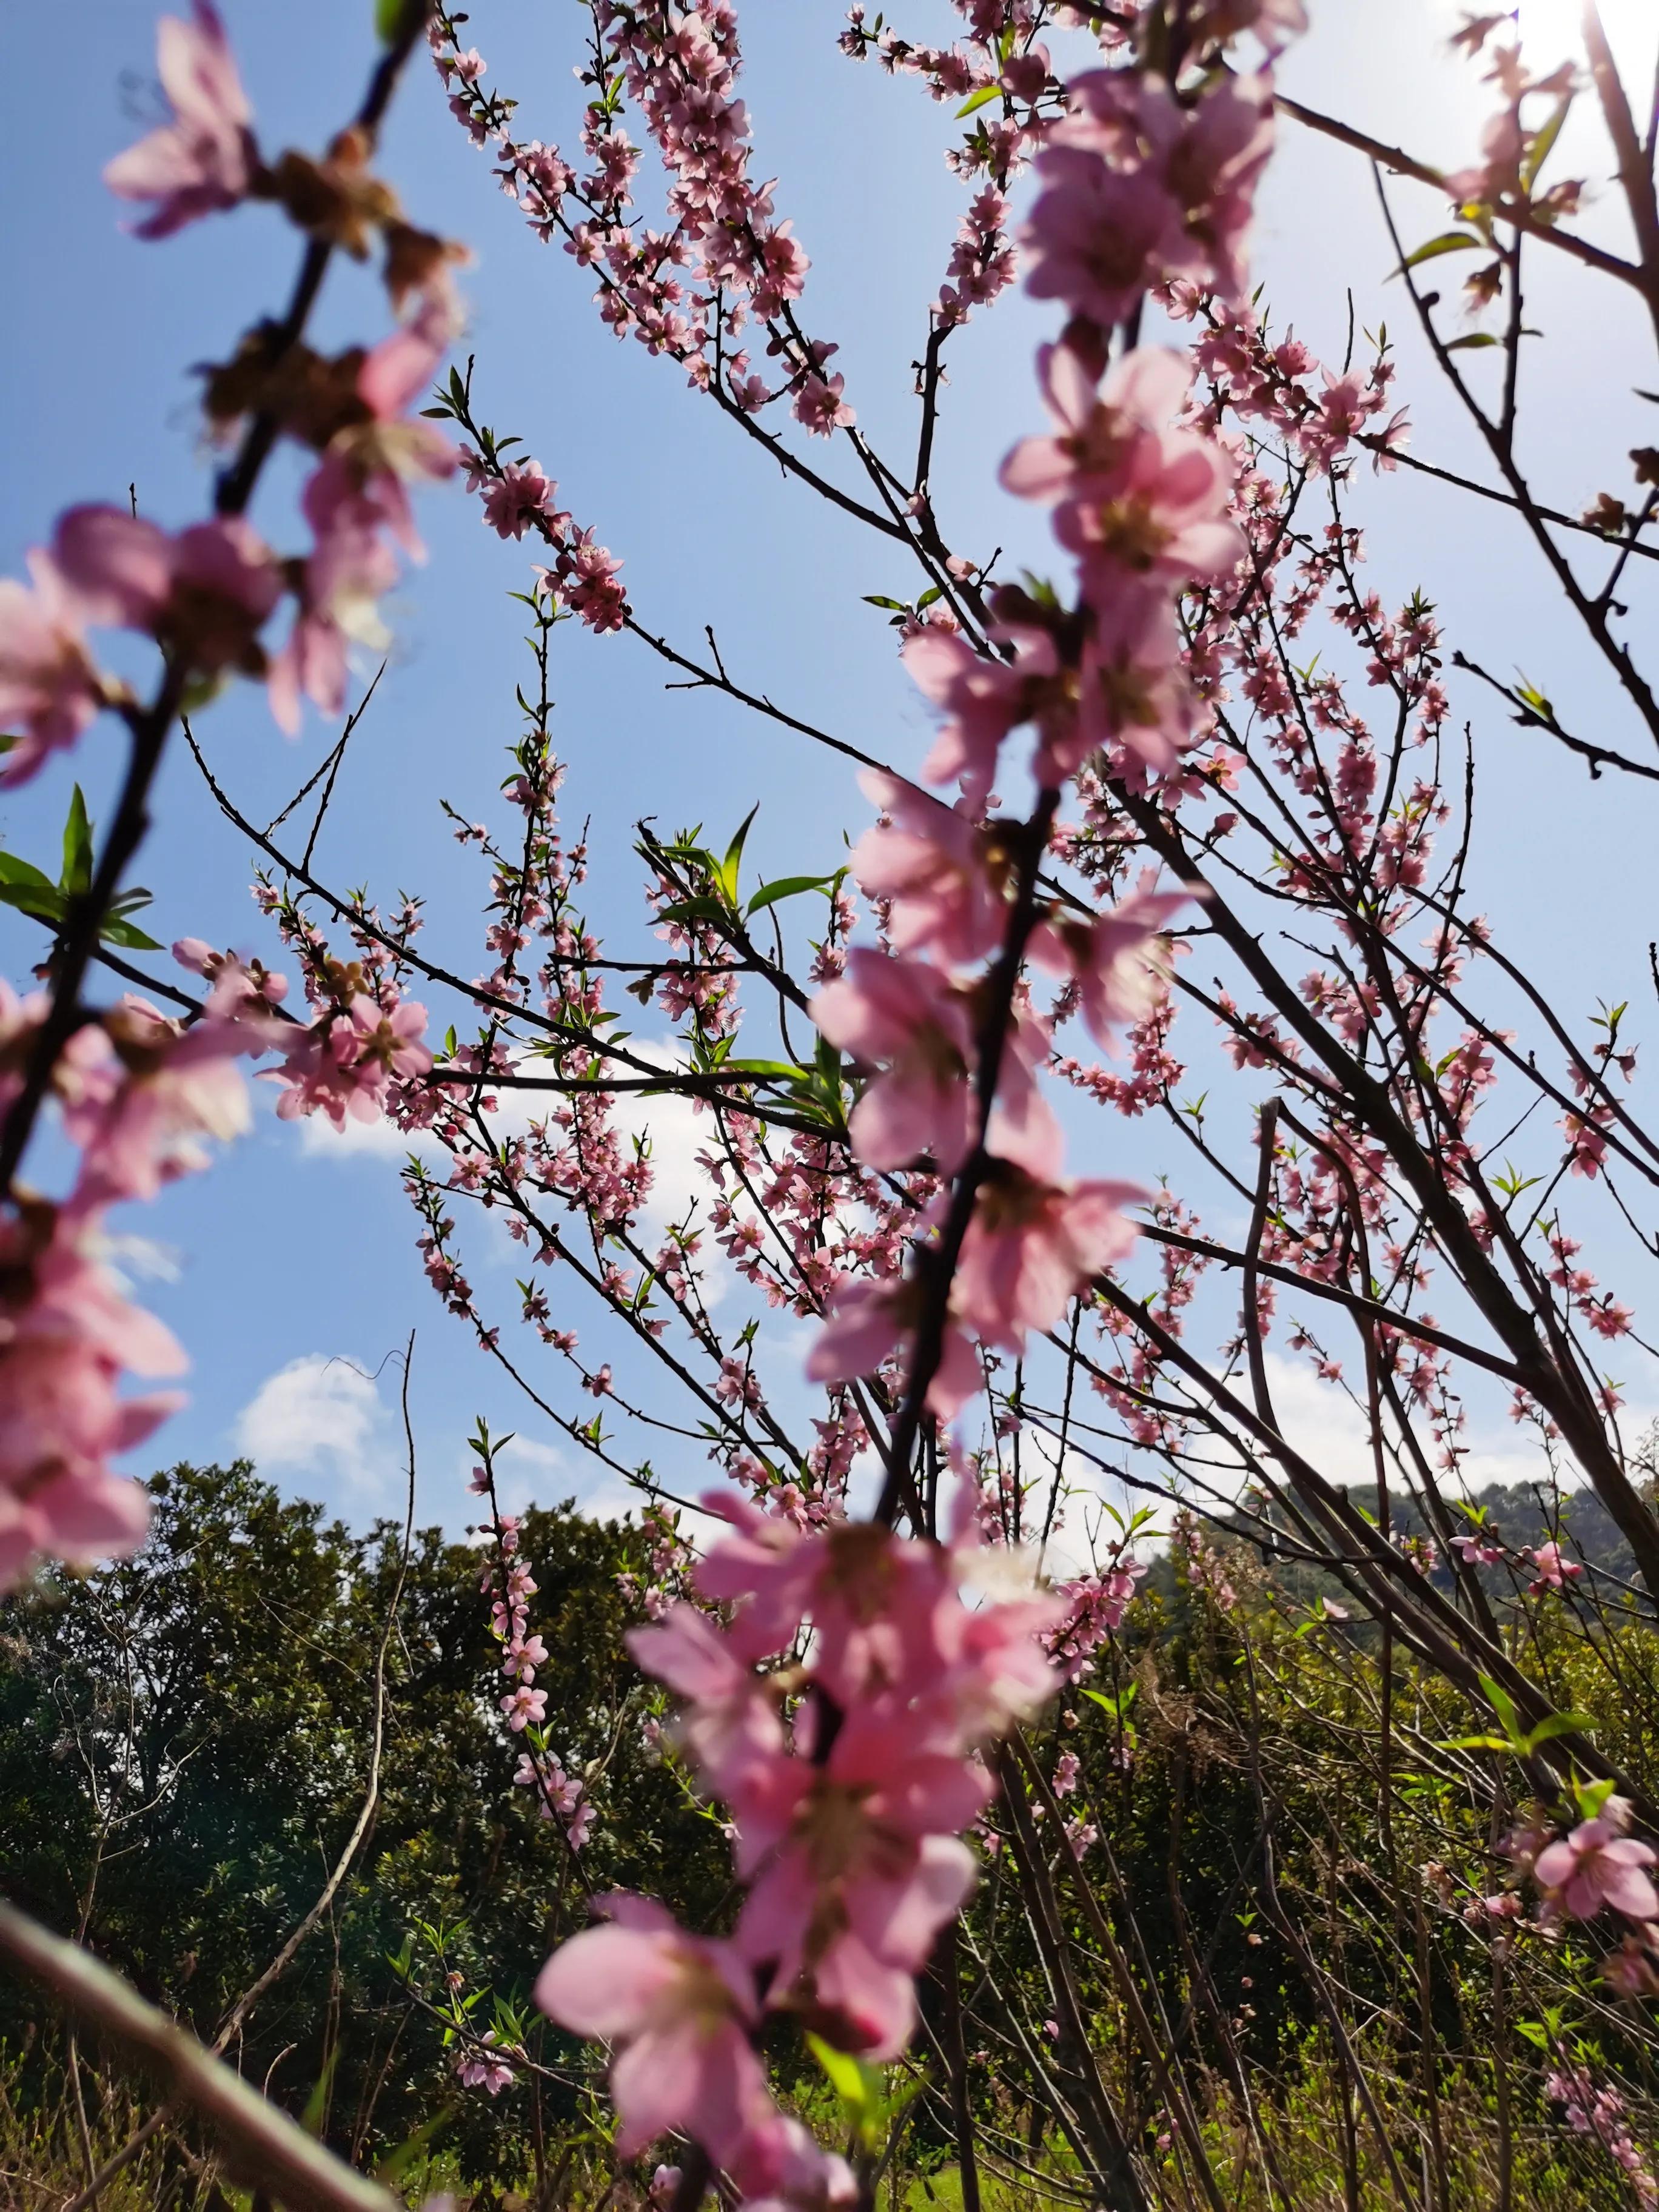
top-left (10, 0), bottom-right (1659, 2207)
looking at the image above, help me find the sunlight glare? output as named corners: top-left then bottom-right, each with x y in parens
top-left (1513, 0), bottom-right (1654, 72)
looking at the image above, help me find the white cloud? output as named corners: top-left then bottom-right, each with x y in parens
top-left (1258, 1354), bottom-right (1369, 1483)
top-left (1258, 1353), bottom-right (1563, 1501)
top-left (293, 1110), bottom-right (441, 1163)
top-left (235, 1353), bottom-right (394, 1490)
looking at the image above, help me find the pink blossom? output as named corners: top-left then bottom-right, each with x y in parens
top-left (51, 506), bottom-right (282, 675)
top-left (1023, 151), bottom-right (1182, 329)
top-left (735, 2119), bottom-right (857, 2212)
top-left (503, 1632), bottom-right (549, 1681)
top-left (0, 506), bottom-right (281, 770)
top-left (536, 1895), bottom-right (781, 2168)
top-left (688, 1497), bottom-right (1058, 1741)
top-left (1198, 0), bottom-right (1307, 50)
top-left (691, 1504), bottom-right (955, 1706)
top-left (1002, 345), bottom-right (1241, 588)
top-left (954, 1165), bottom-right (1143, 1353)
top-left (481, 461), bottom-right (569, 541)
top-left (1028, 876), bottom-right (1188, 1051)
top-left (806, 1273), bottom-right (981, 1421)
top-left (267, 521), bottom-right (398, 732)
top-left (1527, 1540), bottom-right (1583, 1594)
top-left (793, 372), bottom-right (854, 437)
top-left (627, 1601), bottom-right (785, 1795)
top-left (0, 553), bottom-right (104, 785)
top-left (1025, 73), bottom-right (1274, 317)
top-left (0, 1200), bottom-right (186, 1590)
top-left (730, 1708), bottom-right (985, 2056)
top-left (1536, 1820), bottom-right (1659, 1923)
top-left (103, 1), bottom-right (255, 238)
top-left (812, 951), bottom-right (974, 1175)
top-left (58, 996), bottom-right (253, 1205)
top-left (849, 773), bottom-right (1008, 966)
top-left (814, 948), bottom-right (1061, 1179)
top-left (455, 2030), bottom-right (515, 2094)
top-left (1450, 1531), bottom-right (1503, 1568)
top-left (559, 535), bottom-right (628, 632)
top-left (501, 1683), bottom-right (548, 1731)
top-left (902, 623), bottom-right (1073, 811)
top-left (1048, 1559), bottom-right (1147, 1678)
top-left (270, 993), bottom-right (432, 1129)
top-left (1071, 588), bottom-right (1194, 783)
top-left (1160, 73), bottom-right (1275, 301)
top-left (302, 313), bottom-right (459, 561)
top-left (1444, 110), bottom-right (1524, 210)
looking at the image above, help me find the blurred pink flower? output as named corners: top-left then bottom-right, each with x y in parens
top-left (849, 772), bottom-right (1008, 967)
top-left (954, 1165), bottom-right (1143, 1353)
top-left (0, 552), bottom-right (103, 784)
top-left (537, 1895), bottom-right (780, 2167)
top-left (104, 1), bottom-right (255, 238)
top-left (1536, 1819), bottom-right (1659, 1923)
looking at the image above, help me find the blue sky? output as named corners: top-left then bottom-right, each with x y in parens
top-left (2, 0), bottom-right (1656, 1536)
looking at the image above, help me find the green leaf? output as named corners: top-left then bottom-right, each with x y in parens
top-left (956, 82), bottom-right (1000, 118)
top-left (1521, 92), bottom-right (1573, 192)
top-left (746, 873), bottom-right (834, 917)
top-left (1444, 332), bottom-right (1501, 352)
top-left (806, 2033), bottom-right (871, 2113)
top-left (1521, 1711), bottom-right (1595, 1752)
top-left (61, 786), bottom-right (93, 897)
top-left (0, 879), bottom-right (65, 925)
top-left (0, 851), bottom-right (56, 894)
top-left (718, 803), bottom-right (759, 908)
top-left (375, 2103), bottom-right (455, 2184)
top-left (1394, 231), bottom-right (1481, 275)
top-left (1081, 1683), bottom-right (1137, 1719)
top-left (300, 2047), bottom-right (341, 2136)
top-left (98, 916), bottom-right (163, 953)
top-left (376, 0), bottom-right (414, 41)
top-left (1478, 1674), bottom-right (1521, 1741)
top-left (862, 595), bottom-right (908, 612)
top-left (717, 1057), bottom-right (813, 1083)
top-left (655, 896), bottom-right (731, 928)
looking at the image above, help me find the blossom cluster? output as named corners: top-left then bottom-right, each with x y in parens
top-left (4, 4), bottom-right (465, 761)
top-left (0, 2), bottom-right (446, 1589)
top-left (537, 1492), bottom-right (1060, 2199)
top-left (1546, 2056), bottom-right (1659, 2210)
top-left (432, 5), bottom-right (853, 439)
top-left (471, 1497), bottom-right (596, 1851)
top-left (461, 449), bottom-right (629, 635)
top-left (1486, 1794), bottom-right (1659, 2014)
top-left (804, 28), bottom-right (1292, 1426)
top-left (1047, 1549), bottom-right (1148, 1682)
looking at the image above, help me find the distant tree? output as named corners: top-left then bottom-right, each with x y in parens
top-left (0, 1461), bottom-right (726, 2187)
